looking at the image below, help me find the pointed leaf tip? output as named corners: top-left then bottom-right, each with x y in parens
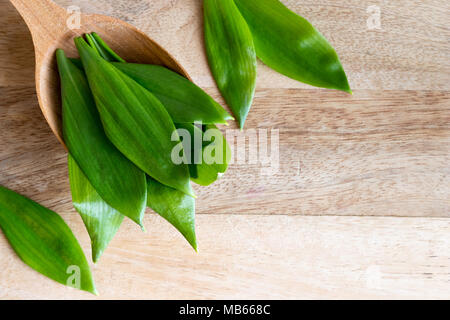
top-left (111, 62), bottom-right (233, 125)
top-left (68, 156), bottom-right (125, 263)
top-left (204, 0), bottom-right (256, 129)
top-left (234, 0), bottom-right (351, 93)
top-left (147, 177), bottom-right (197, 251)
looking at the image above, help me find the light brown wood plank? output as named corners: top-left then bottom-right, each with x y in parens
top-left (1, 214), bottom-right (449, 299)
top-left (48, 0), bottom-right (450, 91)
top-left (1, 0), bottom-right (448, 90)
top-left (1, 87), bottom-right (448, 217)
top-left (206, 89), bottom-right (450, 217)
top-left (0, 0), bottom-right (35, 87)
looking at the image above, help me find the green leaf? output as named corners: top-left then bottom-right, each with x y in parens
top-left (68, 155), bottom-right (124, 263)
top-left (234, 0), bottom-right (351, 93)
top-left (195, 124), bottom-right (231, 186)
top-left (85, 33), bottom-right (102, 57)
top-left (175, 123), bottom-right (206, 180)
top-left (87, 32), bottom-right (126, 63)
top-left (84, 33), bottom-right (232, 125)
top-left (0, 185), bottom-right (97, 295)
top-left (204, 0), bottom-right (257, 129)
top-left (56, 49), bottom-right (147, 227)
top-left (75, 37), bottom-right (194, 197)
top-left (85, 33), bottom-right (232, 185)
top-left (112, 63), bottom-right (233, 125)
top-left (176, 123), bottom-right (231, 186)
top-left (69, 57), bottom-right (83, 70)
top-left (147, 177), bottom-right (197, 251)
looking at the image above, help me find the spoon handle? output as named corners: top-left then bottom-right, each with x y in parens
top-left (9, 0), bottom-right (69, 52)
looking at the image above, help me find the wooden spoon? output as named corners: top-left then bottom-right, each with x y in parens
top-left (10, 0), bottom-right (189, 147)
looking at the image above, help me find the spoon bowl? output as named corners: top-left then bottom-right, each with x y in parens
top-left (10, 0), bottom-right (189, 147)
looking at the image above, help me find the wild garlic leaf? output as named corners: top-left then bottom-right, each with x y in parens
top-left (75, 37), bottom-right (194, 197)
top-left (68, 155), bottom-right (124, 263)
top-left (85, 33), bottom-right (232, 125)
top-left (113, 63), bottom-right (233, 125)
top-left (0, 185), bottom-right (97, 295)
top-left (176, 123), bottom-right (231, 186)
top-left (147, 177), bottom-right (197, 251)
top-left (88, 32), bottom-right (125, 63)
top-left (194, 124), bottom-right (231, 186)
top-left (57, 49), bottom-right (147, 227)
top-left (87, 33), bottom-right (232, 185)
top-left (204, 0), bottom-right (257, 129)
top-left (234, 0), bottom-right (351, 93)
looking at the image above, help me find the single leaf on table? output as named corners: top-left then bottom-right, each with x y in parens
top-left (113, 63), bottom-right (233, 125)
top-left (147, 177), bottom-right (197, 251)
top-left (0, 185), bottom-right (97, 295)
top-left (176, 123), bottom-right (231, 186)
top-left (68, 155), bottom-right (124, 263)
top-left (234, 0), bottom-right (351, 93)
top-left (204, 0), bottom-right (257, 129)
top-left (75, 37), bottom-right (194, 197)
top-left (56, 49), bottom-right (147, 227)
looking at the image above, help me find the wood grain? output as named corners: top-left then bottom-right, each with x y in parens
top-left (1, 86), bottom-right (448, 217)
top-left (1, 214), bottom-right (449, 299)
top-left (51, 0), bottom-right (450, 91)
top-left (0, 0), bottom-right (449, 299)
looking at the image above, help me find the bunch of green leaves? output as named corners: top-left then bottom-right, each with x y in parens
top-left (0, 32), bottom-right (233, 295)
top-left (59, 33), bottom-right (232, 265)
top-left (204, 0), bottom-right (351, 129)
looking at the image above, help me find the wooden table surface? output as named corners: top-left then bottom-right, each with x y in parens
top-left (0, 0), bottom-right (449, 299)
